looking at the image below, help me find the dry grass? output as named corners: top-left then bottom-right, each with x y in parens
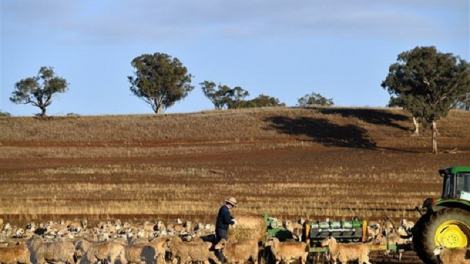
top-left (0, 107), bottom-right (469, 226)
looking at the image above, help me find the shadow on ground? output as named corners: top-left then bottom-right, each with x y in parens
top-left (317, 108), bottom-right (410, 131)
top-left (264, 116), bottom-right (376, 149)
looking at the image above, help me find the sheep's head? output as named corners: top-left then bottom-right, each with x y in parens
top-left (433, 246), bottom-right (444, 256)
top-left (265, 236), bottom-right (278, 247)
top-left (75, 239), bottom-right (90, 252)
top-left (214, 239), bottom-right (228, 250)
top-left (320, 236), bottom-right (335, 247)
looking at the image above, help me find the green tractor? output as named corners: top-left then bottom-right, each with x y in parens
top-left (412, 166), bottom-right (470, 264)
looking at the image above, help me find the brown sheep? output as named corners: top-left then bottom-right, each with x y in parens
top-left (0, 243), bottom-right (31, 264)
top-left (433, 246), bottom-right (470, 264)
top-left (124, 243), bottom-right (156, 264)
top-left (148, 236), bottom-right (169, 263)
top-left (214, 238), bottom-right (258, 264)
top-left (321, 236), bottom-right (371, 264)
top-left (264, 237), bottom-right (308, 264)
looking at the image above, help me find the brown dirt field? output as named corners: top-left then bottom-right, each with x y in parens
top-left (1, 107), bottom-right (469, 264)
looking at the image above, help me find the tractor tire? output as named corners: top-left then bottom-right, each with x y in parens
top-left (413, 208), bottom-right (470, 264)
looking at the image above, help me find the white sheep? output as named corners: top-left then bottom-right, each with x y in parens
top-left (214, 238), bottom-right (259, 264)
top-left (264, 237), bottom-right (308, 264)
top-left (433, 246), bottom-right (470, 264)
top-left (0, 243), bottom-right (31, 264)
top-left (321, 236), bottom-right (371, 264)
top-left (29, 236), bottom-right (75, 264)
top-left (75, 238), bottom-right (127, 264)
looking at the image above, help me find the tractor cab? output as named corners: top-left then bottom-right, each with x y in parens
top-left (440, 167), bottom-right (470, 201)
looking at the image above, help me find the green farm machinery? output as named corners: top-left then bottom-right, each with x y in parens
top-left (263, 213), bottom-right (404, 255)
top-left (411, 166), bottom-right (470, 264)
top-left (263, 213), bottom-right (366, 243)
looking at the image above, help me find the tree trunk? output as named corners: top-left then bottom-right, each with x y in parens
top-left (412, 116), bottom-right (420, 135)
top-left (40, 106), bottom-right (47, 117)
top-left (155, 104), bottom-right (164, 114)
top-left (432, 121), bottom-right (438, 154)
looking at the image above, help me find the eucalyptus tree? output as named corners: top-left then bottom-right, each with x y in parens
top-left (128, 52), bottom-right (194, 114)
top-left (297, 92), bottom-right (334, 107)
top-left (382, 46), bottom-right (470, 153)
top-left (10, 66), bottom-right (68, 117)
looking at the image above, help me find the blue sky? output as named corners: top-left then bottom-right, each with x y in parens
top-left (1, 0), bottom-right (469, 116)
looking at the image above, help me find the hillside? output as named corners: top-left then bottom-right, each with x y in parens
top-left (0, 106), bottom-right (469, 226)
top-left (1, 107), bottom-right (469, 152)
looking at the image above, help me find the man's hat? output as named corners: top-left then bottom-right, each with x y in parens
top-left (225, 197), bottom-right (237, 207)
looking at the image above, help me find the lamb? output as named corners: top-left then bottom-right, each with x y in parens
top-left (166, 236), bottom-right (220, 264)
top-left (433, 246), bottom-right (470, 264)
top-left (264, 237), bottom-right (308, 264)
top-left (75, 239), bottom-right (127, 264)
top-left (29, 236), bottom-right (75, 264)
top-left (214, 238), bottom-right (258, 264)
top-left (0, 243), bottom-right (31, 264)
top-left (320, 236), bottom-right (371, 264)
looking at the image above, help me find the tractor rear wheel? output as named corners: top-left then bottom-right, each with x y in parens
top-left (413, 208), bottom-right (470, 264)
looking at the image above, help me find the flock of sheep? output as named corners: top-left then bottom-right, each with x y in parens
top-left (0, 216), bottom-right (468, 264)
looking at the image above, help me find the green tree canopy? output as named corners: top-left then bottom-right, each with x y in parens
top-left (200, 81), bottom-right (284, 109)
top-left (381, 46), bottom-right (470, 153)
top-left (297, 92), bottom-right (334, 107)
top-left (128, 53), bottom-right (194, 114)
top-left (238, 94), bottom-right (285, 108)
top-left (454, 93), bottom-right (470, 110)
top-left (200, 81), bottom-right (233, 110)
top-left (200, 81), bottom-right (249, 109)
top-left (0, 110), bottom-right (11, 117)
top-left (10, 66), bottom-right (68, 117)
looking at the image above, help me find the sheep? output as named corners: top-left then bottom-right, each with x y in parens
top-left (372, 232), bottom-right (410, 261)
top-left (124, 243), bottom-right (156, 264)
top-left (214, 238), bottom-right (258, 264)
top-left (0, 242), bottom-right (31, 264)
top-left (399, 219), bottom-right (414, 233)
top-left (166, 236), bottom-right (220, 264)
top-left (366, 222), bottom-right (381, 241)
top-left (320, 236), bottom-right (371, 264)
top-left (29, 236), bottom-right (75, 264)
top-left (154, 221), bottom-right (166, 232)
top-left (433, 246), bottom-right (470, 264)
top-left (148, 236), bottom-right (169, 263)
top-left (67, 220), bottom-right (88, 233)
top-left (264, 237), bottom-right (308, 264)
top-left (75, 239), bottom-right (127, 264)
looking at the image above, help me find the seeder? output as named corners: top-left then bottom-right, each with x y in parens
top-left (263, 213), bottom-right (412, 261)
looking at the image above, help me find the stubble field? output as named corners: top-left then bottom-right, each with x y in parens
top-left (1, 107), bottom-right (469, 263)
